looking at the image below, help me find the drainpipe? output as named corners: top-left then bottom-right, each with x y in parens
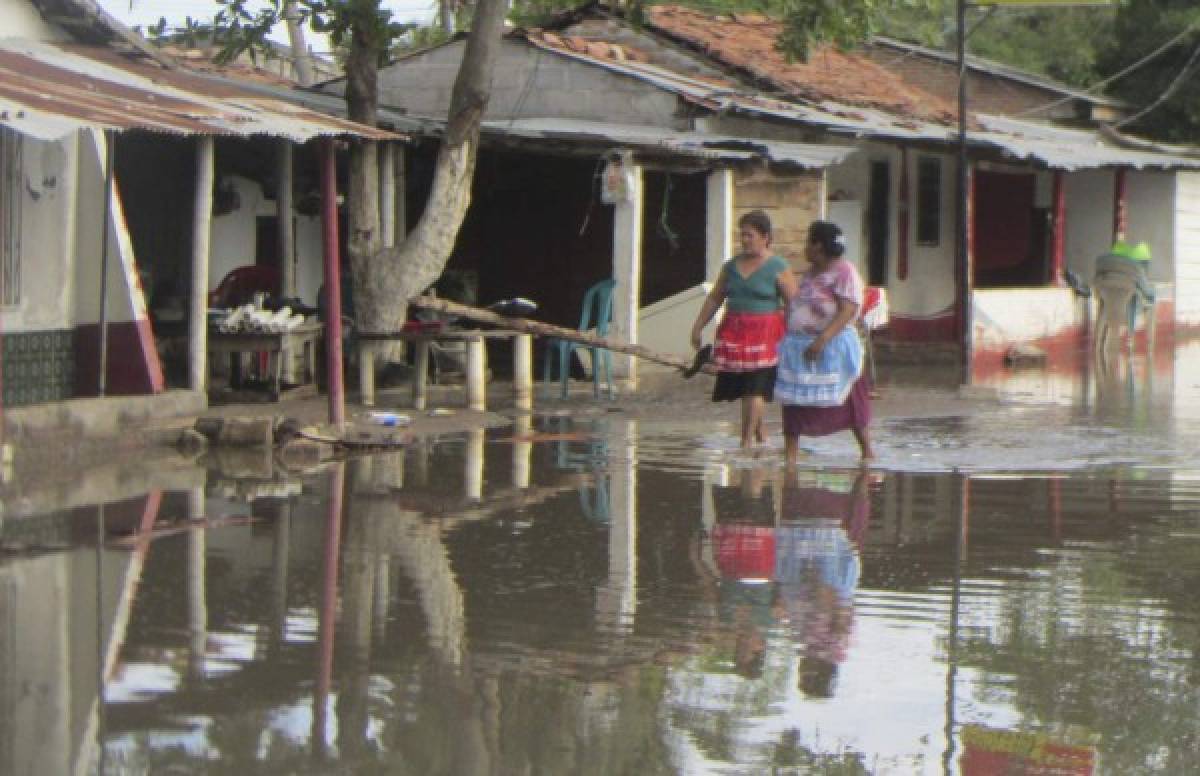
top-left (320, 138), bottom-right (345, 427)
top-left (97, 129), bottom-right (114, 396)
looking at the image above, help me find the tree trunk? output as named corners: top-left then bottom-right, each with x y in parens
top-left (351, 0), bottom-right (509, 340)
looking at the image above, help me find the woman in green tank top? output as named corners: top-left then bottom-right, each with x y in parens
top-left (690, 210), bottom-right (797, 449)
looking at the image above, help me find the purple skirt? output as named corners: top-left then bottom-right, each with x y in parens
top-left (782, 376), bottom-right (872, 437)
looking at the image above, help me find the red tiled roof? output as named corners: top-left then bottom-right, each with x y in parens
top-left (643, 5), bottom-right (958, 125)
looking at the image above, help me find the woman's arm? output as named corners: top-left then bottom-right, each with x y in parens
top-left (691, 271), bottom-right (728, 348)
top-left (804, 295), bottom-right (860, 360)
top-left (777, 266), bottom-right (799, 301)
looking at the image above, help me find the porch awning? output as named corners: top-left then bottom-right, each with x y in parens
top-left (479, 117), bottom-right (857, 168)
top-left (0, 37), bottom-right (398, 142)
top-left (975, 114), bottom-right (1200, 171)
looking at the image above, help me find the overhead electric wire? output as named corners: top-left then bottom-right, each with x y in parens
top-left (1114, 40), bottom-right (1200, 128)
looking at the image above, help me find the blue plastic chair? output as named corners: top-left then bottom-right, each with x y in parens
top-left (543, 279), bottom-right (616, 398)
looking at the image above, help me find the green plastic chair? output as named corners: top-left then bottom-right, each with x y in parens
top-left (543, 279), bottom-right (616, 398)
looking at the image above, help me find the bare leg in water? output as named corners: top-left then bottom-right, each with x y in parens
top-left (740, 396), bottom-right (766, 449)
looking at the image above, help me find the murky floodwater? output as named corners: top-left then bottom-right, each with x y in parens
top-left (6, 344), bottom-right (1200, 775)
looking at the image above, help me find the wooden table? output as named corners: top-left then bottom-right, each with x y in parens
top-left (357, 328), bottom-right (533, 411)
top-left (208, 321), bottom-right (323, 400)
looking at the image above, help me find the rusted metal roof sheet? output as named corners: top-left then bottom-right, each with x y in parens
top-left (976, 115), bottom-right (1200, 171)
top-left (0, 38), bottom-right (398, 141)
top-left (482, 117), bottom-right (857, 167)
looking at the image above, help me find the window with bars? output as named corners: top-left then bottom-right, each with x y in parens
top-left (1, 128), bottom-right (21, 307)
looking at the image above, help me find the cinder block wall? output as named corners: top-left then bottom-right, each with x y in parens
top-left (733, 167), bottom-right (822, 268)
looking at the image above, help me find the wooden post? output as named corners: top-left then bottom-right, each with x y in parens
top-left (1051, 170), bottom-right (1066, 286)
top-left (513, 333), bottom-right (532, 410)
top-left (897, 147), bottom-right (910, 281)
top-left (612, 162), bottom-right (643, 387)
top-left (190, 136), bottom-right (215, 393)
top-left (465, 336), bottom-right (486, 411)
top-left (412, 341), bottom-right (429, 410)
top-left (394, 146), bottom-right (407, 239)
top-left (313, 462), bottom-right (344, 759)
top-left (320, 139), bottom-right (345, 426)
top-left (97, 130), bottom-right (115, 396)
top-left (278, 140), bottom-right (296, 383)
top-left (359, 343), bottom-right (376, 407)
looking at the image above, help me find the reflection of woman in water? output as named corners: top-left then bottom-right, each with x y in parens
top-left (773, 470), bottom-right (869, 698)
top-left (689, 467), bottom-right (778, 678)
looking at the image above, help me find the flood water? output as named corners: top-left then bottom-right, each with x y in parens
top-left (6, 343), bottom-right (1200, 775)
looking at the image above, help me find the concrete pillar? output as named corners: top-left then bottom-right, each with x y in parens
top-left (612, 164), bottom-right (643, 385)
top-left (278, 141), bottom-right (296, 382)
top-left (706, 168), bottom-right (734, 282)
top-left (189, 137), bottom-right (215, 392)
top-left (513, 333), bottom-right (532, 410)
top-left (465, 336), bottom-right (486, 411)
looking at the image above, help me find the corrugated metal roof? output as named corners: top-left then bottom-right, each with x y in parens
top-left (976, 115), bottom-right (1200, 171)
top-left (482, 117), bottom-right (857, 167)
top-left (0, 38), bottom-right (397, 141)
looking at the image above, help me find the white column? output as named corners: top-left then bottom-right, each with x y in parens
top-left (513, 333), bottom-right (533, 410)
top-left (706, 168), bottom-right (735, 282)
top-left (189, 137), bottom-right (215, 392)
top-left (612, 164), bottom-right (643, 386)
top-left (464, 428), bottom-right (485, 502)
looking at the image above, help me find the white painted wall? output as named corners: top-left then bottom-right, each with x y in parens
top-left (72, 130), bottom-right (140, 325)
top-left (294, 214), bottom-right (325, 305)
top-left (1174, 172), bottom-right (1200, 327)
top-left (973, 287), bottom-right (1078, 347)
top-left (826, 144), bottom-right (957, 320)
top-left (1063, 168), bottom-right (1115, 280)
top-left (1127, 170), bottom-right (1176, 284)
top-left (1, 134), bottom-right (75, 332)
top-left (0, 0), bottom-right (69, 41)
top-left (209, 175), bottom-right (272, 290)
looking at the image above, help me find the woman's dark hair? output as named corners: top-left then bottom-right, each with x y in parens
top-left (808, 220), bottom-right (845, 258)
top-left (739, 209), bottom-right (773, 240)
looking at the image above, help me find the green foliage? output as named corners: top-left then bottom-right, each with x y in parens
top-left (209, 0), bottom-right (415, 66)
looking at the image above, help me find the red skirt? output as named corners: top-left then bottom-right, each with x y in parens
top-left (713, 311), bottom-right (785, 371)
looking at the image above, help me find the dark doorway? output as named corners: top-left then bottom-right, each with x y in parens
top-left (974, 170), bottom-right (1039, 287)
top-left (866, 161), bottom-right (890, 286)
top-left (640, 170), bottom-right (706, 307)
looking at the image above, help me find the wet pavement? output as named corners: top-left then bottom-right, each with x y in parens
top-left (5, 342), bottom-right (1200, 774)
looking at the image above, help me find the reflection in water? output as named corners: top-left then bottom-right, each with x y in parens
top-left (9, 408), bottom-right (1200, 772)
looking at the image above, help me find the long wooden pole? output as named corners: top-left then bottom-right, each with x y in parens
top-left (320, 138), bottom-right (346, 426)
top-left (403, 296), bottom-right (716, 374)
